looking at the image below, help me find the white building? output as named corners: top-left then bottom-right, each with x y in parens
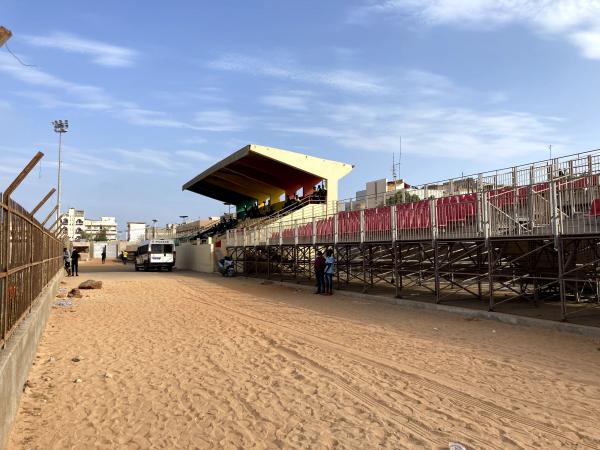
top-left (59, 208), bottom-right (118, 241)
top-left (60, 208), bottom-right (86, 240)
top-left (127, 222), bottom-right (146, 242)
top-left (85, 216), bottom-right (118, 241)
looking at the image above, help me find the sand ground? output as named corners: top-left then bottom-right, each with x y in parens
top-left (7, 260), bottom-right (600, 449)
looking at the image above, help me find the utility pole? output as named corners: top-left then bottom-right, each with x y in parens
top-left (399, 136), bottom-right (402, 181)
top-left (52, 120), bottom-right (69, 229)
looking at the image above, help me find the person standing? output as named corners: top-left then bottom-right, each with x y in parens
top-left (314, 250), bottom-right (326, 294)
top-left (122, 250), bottom-right (128, 265)
top-left (101, 246), bottom-right (106, 264)
top-left (71, 248), bottom-right (80, 277)
top-left (63, 247), bottom-right (71, 276)
top-left (324, 248), bottom-right (335, 295)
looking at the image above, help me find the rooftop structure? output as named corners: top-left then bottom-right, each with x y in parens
top-left (182, 144), bottom-right (353, 215)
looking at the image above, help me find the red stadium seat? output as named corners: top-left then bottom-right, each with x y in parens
top-left (436, 198), bottom-right (448, 227)
top-left (586, 199), bottom-right (600, 217)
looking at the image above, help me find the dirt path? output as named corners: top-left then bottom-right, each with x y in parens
top-left (7, 261), bottom-right (600, 449)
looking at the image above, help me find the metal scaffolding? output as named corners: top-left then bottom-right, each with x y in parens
top-left (227, 150), bottom-right (600, 321)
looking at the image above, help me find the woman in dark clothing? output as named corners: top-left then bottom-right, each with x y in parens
top-left (71, 249), bottom-right (80, 276)
top-left (314, 251), bottom-right (326, 294)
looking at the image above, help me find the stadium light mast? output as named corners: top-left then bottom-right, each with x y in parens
top-left (52, 120), bottom-right (69, 228)
top-left (179, 215), bottom-right (188, 224)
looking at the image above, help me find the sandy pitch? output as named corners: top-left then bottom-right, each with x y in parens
top-left (7, 261), bottom-right (600, 449)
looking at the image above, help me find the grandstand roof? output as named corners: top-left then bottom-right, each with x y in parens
top-left (182, 144), bottom-right (353, 204)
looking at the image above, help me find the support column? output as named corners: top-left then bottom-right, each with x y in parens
top-left (362, 244), bottom-right (367, 294)
top-left (393, 241), bottom-right (400, 298)
top-left (558, 237), bottom-right (567, 321)
top-left (487, 240), bottom-right (495, 311)
top-left (434, 240), bottom-right (440, 303)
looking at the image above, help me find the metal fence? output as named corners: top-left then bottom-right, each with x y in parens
top-left (0, 152), bottom-right (63, 348)
top-left (227, 150), bottom-right (600, 246)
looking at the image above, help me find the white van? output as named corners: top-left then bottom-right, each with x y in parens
top-left (135, 239), bottom-right (175, 272)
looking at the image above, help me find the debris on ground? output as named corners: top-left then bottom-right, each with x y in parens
top-left (78, 280), bottom-right (102, 289)
top-left (104, 372), bottom-right (113, 379)
top-left (68, 288), bottom-right (82, 298)
top-left (54, 300), bottom-right (73, 308)
top-left (73, 378), bottom-right (83, 384)
top-left (71, 356), bottom-right (83, 362)
top-left (23, 380), bottom-right (34, 393)
top-left (56, 287), bottom-right (69, 299)
top-left (449, 443), bottom-right (467, 450)
top-left (463, 317), bottom-right (480, 322)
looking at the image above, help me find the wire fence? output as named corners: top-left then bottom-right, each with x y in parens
top-left (0, 157), bottom-right (63, 348)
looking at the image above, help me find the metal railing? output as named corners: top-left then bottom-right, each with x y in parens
top-left (227, 150), bottom-right (600, 247)
top-left (1, 152), bottom-right (63, 348)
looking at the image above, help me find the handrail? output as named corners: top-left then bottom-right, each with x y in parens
top-left (241, 195), bottom-right (326, 229)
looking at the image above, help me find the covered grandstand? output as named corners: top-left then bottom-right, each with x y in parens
top-left (222, 149), bottom-right (600, 323)
top-left (183, 144), bottom-right (353, 216)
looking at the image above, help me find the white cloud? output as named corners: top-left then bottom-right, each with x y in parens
top-left (0, 53), bottom-right (129, 111)
top-left (194, 109), bottom-right (246, 132)
top-left (271, 100), bottom-right (566, 161)
top-left (0, 54), bottom-right (202, 130)
top-left (117, 149), bottom-right (172, 168)
top-left (16, 91), bottom-right (114, 110)
top-left (115, 148), bottom-right (214, 173)
top-left (181, 137), bottom-right (208, 145)
top-left (207, 53), bottom-right (387, 94)
top-left (21, 32), bottom-right (138, 67)
top-left (570, 29), bottom-right (600, 59)
top-left (261, 93), bottom-right (309, 111)
top-left (117, 108), bottom-right (197, 129)
top-left (350, 0), bottom-right (600, 60)
top-left (175, 150), bottom-right (212, 161)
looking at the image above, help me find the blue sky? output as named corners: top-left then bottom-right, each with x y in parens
top-left (2, 0), bottom-right (600, 235)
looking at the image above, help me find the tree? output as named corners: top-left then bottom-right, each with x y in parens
top-left (78, 230), bottom-right (92, 241)
top-left (95, 229), bottom-right (108, 241)
top-left (386, 191), bottom-right (421, 206)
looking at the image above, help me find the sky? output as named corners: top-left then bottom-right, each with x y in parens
top-left (2, 0), bottom-right (600, 236)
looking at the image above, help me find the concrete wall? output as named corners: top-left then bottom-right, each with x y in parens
top-left (175, 242), bottom-right (215, 273)
top-left (91, 242), bottom-right (118, 259)
top-left (0, 271), bottom-right (62, 450)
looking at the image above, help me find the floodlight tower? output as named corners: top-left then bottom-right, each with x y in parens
top-left (52, 120), bottom-right (69, 227)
